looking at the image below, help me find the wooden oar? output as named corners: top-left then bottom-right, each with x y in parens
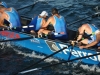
top-left (18, 52), bottom-right (100, 74)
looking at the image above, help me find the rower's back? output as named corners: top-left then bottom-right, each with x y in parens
top-left (48, 8), bottom-right (68, 40)
top-left (0, 5), bottom-right (21, 28)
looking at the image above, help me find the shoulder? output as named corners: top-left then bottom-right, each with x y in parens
top-left (48, 16), bottom-right (54, 21)
top-left (10, 7), bottom-right (16, 10)
top-left (0, 12), bottom-right (8, 20)
top-left (2, 12), bottom-right (7, 16)
top-left (81, 23), bottom-right (89, 28)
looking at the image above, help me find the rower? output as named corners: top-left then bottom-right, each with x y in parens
top-left (38, 8), bottom-right (68, 40)
top-left (0, 5), bottom-right (21, 28)
top-left (73, 23), bottom-right (100, 49)
top-left (25, 11), bottom-right (48, 34)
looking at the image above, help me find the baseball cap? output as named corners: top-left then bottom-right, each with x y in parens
top-left (39, 11), bottom-right (48, 17)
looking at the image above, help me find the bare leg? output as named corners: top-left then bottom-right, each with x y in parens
top-left (30, 30), bottom-right (36, 35)
top-left (42, 30), bottom-right (51, 35)
top-left (98, 47), bottom-right (100, 50)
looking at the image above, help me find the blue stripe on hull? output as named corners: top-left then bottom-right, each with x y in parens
top-left (0, 30), bottom-right (100, 66)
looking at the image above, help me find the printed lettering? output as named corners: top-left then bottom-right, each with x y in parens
top-left (30, 38), bottom-right (40, 44)
top-left (59, 44), bottom-right (68, 54)
top-left (9, 32), bottom-right (14, 38)
top-left (72, 49), bottom-right (79, 57)
top-left (0, 31), bottom-right (20, 39)
top-left (87, 53), bottom-right (97, 61)
top-left (97, 52), bottom-right (100, 62)
top-left (15, 34), bottom-right (20, 38)
top-left (59, 43), bottom-right (100, 62)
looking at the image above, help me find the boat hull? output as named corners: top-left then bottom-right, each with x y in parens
top-left (0, 30), bottom-right (100, 66)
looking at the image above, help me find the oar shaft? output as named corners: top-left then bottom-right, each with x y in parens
top-left (18, 46), bottom-right (68, 73)
top-left (28, 47), bottom-right (68, 65)
top-left (0, 36), bottom-right (33, 42)
top-left (45, 52), bottom-right (100, 69)
top-left (19, 68), bottom-right (41, 74)
top-left (17, 1), bottom-right (38, 11)
top-left (17, 4), bottom-right (34, 11)
top-left (19, 52), bottom-right (100, 74)
top-left (67, 12), bottom-right (100, 26)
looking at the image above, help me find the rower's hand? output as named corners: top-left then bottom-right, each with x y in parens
top-left (70, 40), bottom-right (77, 46)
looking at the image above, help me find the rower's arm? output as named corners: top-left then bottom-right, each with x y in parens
top-left (41, 19), bottom-right (46, 29)
top-left (41, 17), bottom-right (51, 29)
top-left (77, 25), bottom-right (85, 41)
top-left (0, 13), bottom-right (7, 28)
top-left (0, 15), bottom-right (4, 26)
top-left (85, 33), bottom-right (100, 48)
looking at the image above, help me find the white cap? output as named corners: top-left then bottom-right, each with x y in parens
top-left (39, 11), bottom-right (48, 17)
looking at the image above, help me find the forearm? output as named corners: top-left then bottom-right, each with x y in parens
top-left (0, 19), bottom-right (7, 28)
top-left (41, 27), bottom-right (47, 29)
top-left (38, 29), bottom-right (44, 34)
top-left (0, 24), bottom-right (8, 28)
top-left (77, 35), bottom-right (82, 41)
top-left (85, 41), bottom-right (98, 48)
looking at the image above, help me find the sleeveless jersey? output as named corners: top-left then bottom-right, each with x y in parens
top-left (29, 16), bottom-right (42, 31)
top-left (5, 8), bottom-right (21, 28)
top-left (53, 15), bottom-right (67, 39)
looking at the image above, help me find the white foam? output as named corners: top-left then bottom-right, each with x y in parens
top-left (13, 49), bottom-right (59, 63)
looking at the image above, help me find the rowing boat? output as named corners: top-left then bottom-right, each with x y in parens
top-left (0, 16), bottom-right (100, 66)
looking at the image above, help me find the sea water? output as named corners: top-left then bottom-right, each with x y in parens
top-left (0, 0), bottom-right (100, 75)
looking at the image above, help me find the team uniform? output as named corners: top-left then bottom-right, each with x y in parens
top-left (28, 16), bottom-right (43, 32)
top-left (5, 8), bottom-right (21, 28)
top-left (51, 15), bottom-right (67, 39)
top-left (84, 24), bottom-right (100, 47)
top-left (10, 7), bottom-right (21, 27)
top-left (85, 24), bottom-right (98, 44)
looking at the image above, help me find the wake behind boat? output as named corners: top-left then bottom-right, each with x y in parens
top-left (0, 15), bottom-right (100, 67)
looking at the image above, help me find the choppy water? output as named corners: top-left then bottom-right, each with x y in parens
top-left (0, 0), bottom-right (100, 75)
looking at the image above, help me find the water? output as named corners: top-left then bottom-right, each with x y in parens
top-left (0, 0), bottom-right (100, 75)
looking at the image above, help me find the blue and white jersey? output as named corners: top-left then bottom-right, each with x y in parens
top-left (87, 24), bottom-right (99, 44)
top-left (28, 16), bottom-right (42, 31)
top-left (10, 7), bottom-right (21, 27)
top-left (5, 8), bottom-right (21, 28)
top-left (36, 16), bottom-right (43, 31)
top-left (53, 15), bottom-right (67, 39)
